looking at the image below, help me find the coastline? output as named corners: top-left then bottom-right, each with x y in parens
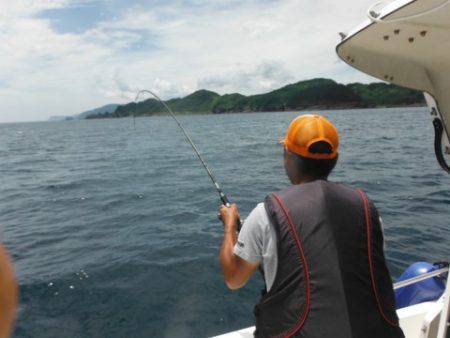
top-left (85, 103), bottom-right (428, 120)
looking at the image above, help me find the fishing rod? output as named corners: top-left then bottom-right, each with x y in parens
top-left (134, 89), bottom-right (242, 230)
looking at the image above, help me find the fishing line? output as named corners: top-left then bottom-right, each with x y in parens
top-left (134, 90), bottom-right (242, 229)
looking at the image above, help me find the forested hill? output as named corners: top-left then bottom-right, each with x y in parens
top-left (86, 78), bottom-right (424, 119)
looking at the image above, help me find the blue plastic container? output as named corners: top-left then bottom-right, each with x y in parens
top-left (395, 262), bottom-right (446, 309)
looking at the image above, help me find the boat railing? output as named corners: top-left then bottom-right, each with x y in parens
top-left (393, 267), bottom-right (449, 290)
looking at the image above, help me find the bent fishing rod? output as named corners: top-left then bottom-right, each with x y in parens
top-left (134, 89), bottom-right (242, 230)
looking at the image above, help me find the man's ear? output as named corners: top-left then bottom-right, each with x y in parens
top-left (284, 149), bottom-right (296, 183)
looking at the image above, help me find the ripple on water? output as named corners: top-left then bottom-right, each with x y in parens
top-left (0, 108), bottom-right (448, 338)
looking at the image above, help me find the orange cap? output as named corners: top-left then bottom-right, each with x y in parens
top-left (281, 114), bottom-right (339, 160)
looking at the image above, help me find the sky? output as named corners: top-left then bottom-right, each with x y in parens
top-left (0, 0), bottom-right (378, 123)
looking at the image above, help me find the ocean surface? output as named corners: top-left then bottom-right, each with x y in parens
top-left (0, 108), bottom-right (449, 338)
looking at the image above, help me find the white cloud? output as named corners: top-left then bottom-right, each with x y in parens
top-left (100, 71), bottom-right (137, 101)
top-left (0, 1), bottom-right (70, 19)
top-left (0, 0), bottom-right (376, 123)
top-left (198, 61), bottom-right (294, 94)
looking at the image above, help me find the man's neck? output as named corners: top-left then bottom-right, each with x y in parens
top-left (293, 176), bottom-right (326, 185)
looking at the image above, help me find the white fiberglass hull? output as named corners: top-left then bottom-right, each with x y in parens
top-left (212, 295), bottom-right (446, 338)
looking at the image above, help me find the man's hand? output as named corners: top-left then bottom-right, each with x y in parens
top-left (219, 204), bottom-right (240, 233)
top-left (219, 204), bottom-right (259, 290)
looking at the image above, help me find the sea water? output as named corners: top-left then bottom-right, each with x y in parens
top-left (0, 108), bottom-right (448, 338)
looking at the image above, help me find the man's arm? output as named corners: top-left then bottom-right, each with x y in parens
top-left (0, 244), bottom-right (18, 338)
top-left (219, 204), bottom-right (260, 290)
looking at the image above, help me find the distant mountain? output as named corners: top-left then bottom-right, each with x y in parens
top-left (76, 104), bottom-right (119, 119)
top-left (104, 90), bottom-right (219, 118)
top-left (48, 115), bottom-right (73, 122)
top-left (84, 78), bottom-right (425, 119)
top-left (346, 82), bottom-right (424, 106)
top-left (212, 78), bottom-right (362, 113)
top-left (48, 104), bottom-right (119, 121)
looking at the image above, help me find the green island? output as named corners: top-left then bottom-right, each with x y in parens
top-left (86, 78), bottom-right (424, 119)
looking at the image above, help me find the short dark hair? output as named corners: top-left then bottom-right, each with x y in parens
top-left (292, 152), bottom-right (338, 179)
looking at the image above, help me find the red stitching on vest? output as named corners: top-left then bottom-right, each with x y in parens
top-left (357, 189), bottom-right (398, 327)
top-left (271, 193), bottom-right (311, 338)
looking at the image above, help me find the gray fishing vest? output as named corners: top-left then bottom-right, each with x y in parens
top-left (254, 180), bottom-right (404, 338)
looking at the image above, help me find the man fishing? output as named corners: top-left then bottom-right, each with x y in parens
top-left (219, 114), bottom-right (404, 338)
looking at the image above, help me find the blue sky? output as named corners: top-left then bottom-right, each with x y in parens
top-left (0, 0), bottom-right (376, 122)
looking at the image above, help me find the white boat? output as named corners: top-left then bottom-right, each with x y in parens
top-left (213, 266), bottom-right (449, 338)
top-left (212, 0), bottom-right (450, 337)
